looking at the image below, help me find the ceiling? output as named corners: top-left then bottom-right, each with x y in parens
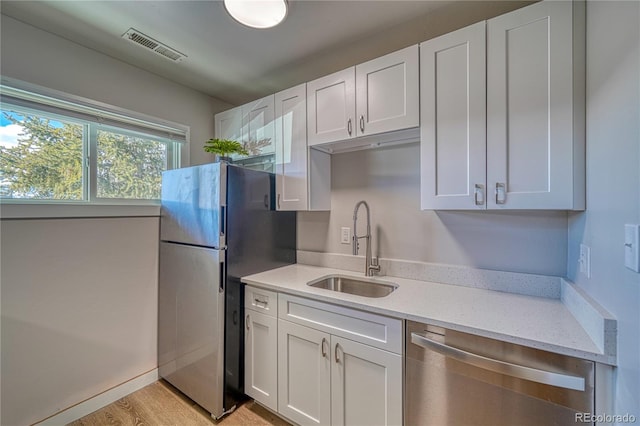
top-left (1, 0), bottom-right (468, 105)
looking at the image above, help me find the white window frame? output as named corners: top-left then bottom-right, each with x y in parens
top-left (0, 78), bottom-right (189, 218)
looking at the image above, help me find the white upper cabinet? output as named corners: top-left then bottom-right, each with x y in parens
top-left (240, 94), bottom-right (275, 157)
top-left (214, 96), bottom-right (275, 160)
top-left (356, 45), bottom-right (419, 138)
top-left (421, 0), bottom-right (585, 211)
top-left (486, 0), bottom-right (585, 210)
top-left (275, 84), bottom-right (331, 211)
top-left (420, 22), bottom-right (487, 210)
top-left (214, 105), bottom-right (242, 142)
top-left (307, 45), bottom-right (419, 151)
top-left (307, 68), bottom-right (356, 146)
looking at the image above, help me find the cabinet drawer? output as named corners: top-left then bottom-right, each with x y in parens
top-left (278, 293), bottom-right (402, 354)
top-left (245, 286), bottom-right (278, 317)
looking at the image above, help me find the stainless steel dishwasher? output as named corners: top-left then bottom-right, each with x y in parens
top-left (406, 320), bottom-right (595, 426)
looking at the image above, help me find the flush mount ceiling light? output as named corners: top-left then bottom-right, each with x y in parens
top-left (223, 0), bottom-right (288, 29)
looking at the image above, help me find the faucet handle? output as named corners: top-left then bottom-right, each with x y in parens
top-left (369, 257), bottom-right (381, 275)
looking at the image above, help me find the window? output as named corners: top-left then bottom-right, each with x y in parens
top-left (0, 81), bottom-right (185, 203)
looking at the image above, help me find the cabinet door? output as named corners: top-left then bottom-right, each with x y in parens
top-left (278, 320), bottom-right (331, 426)
top-left (331, 336), bottom-right (402, 426)
top-left (307, 67), bottom-right (356, 146)
top-left (214, 106), bottom-right (242, 141)
top-left (241, 94), bottom-right (275, 157)
top-left (275, 84), bottom-right (308, 211)
top-left (487, 0), bottom-right (582, 209)
top-left (245, 310), bottom-right (278, 411)
top-left (356, 45), bottom-right (419, 137)
top-left (420, 22), bottom-right (487, 210)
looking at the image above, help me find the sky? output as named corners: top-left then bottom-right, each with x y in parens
top-left (0, 111), bottom-right (24, 148)
top-left (0, 111), bottom-right (65, 148)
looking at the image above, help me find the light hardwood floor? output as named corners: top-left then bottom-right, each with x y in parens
top-left (68, 380), bottom-right (291, 426)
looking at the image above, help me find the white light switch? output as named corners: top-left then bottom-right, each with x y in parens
top-left (624, 224), bottom-right (639, 272)
top-left (579, 244), bottom-right (591, 278)
top-left (340, 227), bottom-right (351, 244)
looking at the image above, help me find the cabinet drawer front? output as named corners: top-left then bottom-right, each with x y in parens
top-left (245, 286), bottom-right (278, 317)
top-left (278, 293), bottom-right (402, 354)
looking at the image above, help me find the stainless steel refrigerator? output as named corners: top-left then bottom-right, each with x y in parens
top-left (158, 162), bottom-right (296, 419)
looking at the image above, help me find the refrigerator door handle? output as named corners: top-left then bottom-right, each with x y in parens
top-left (220, 206), bottom-right (226, 240)
top-left (219, 258), bottom-right (226, 293)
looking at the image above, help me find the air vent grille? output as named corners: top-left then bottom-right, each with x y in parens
top-left (122, 28), bottom-right (186, 62)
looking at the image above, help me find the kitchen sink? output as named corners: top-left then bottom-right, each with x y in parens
top-left (307, 275), bottom-right (397, 298)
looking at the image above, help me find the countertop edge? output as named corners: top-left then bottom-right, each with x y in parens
top-left (241, 265), bottom-right (616, 366)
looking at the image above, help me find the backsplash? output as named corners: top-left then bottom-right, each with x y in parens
top-left (297, 143), bottom-right (569, 277)
top-left (297, 250), bottom-right (562, 299)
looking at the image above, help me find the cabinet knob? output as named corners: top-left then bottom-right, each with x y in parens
top-left (474, 184), bottom-right (485, 206)
top-left (359, 115), bottom-right (365, 133)
top-left (347, 118), bottom-right (352, 136)
top-left (495, 182), bottom-right (507, 205)
top-left (334, 343), bottom-right (341, 363)
top-left (321, 338), bottom-right (328, 358)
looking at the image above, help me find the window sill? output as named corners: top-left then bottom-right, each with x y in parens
top-left (0, 203), bottom-right (161, 219)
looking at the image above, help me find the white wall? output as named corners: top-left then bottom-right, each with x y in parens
top-left (0, 14), bottom-right (231, 166)
top-left (0, 14), bottom-right (228, 425)
top-left (1, 218), bottom-right (159, 426)
top-left (299, 144), bottom-right (568, 276)
top-left (296, 0), bottom-right (569, 277)
top-left (567, 0), bottom-right (640, 419)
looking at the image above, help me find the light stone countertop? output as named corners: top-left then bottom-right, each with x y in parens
top-left (241, 263), bottom-right (612, 364)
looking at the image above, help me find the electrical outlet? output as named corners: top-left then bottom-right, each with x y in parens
top-left (579, 244), bottom-right (591, 278)
top-left (624, 224), bottom-right (639, 272)
top-left (340, 227), bottom-right (351, 244)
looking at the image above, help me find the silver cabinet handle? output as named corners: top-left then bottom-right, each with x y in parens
top-left (254, 297), bottom-right (268, 308)
top-left (359, 115), bottom-right (365, 132)
top-left (321, 338), bottom-right (328, 358)
top-left (474, 184), bottom-right (485, 206)
top-left (347, 118), bottom-right (352, 136)
top-left (277, 193), bottom-right (281, 209)
top-left (495, 182), bottom-right (506, 204)
top-left (334, 343), bottom-right (341, 363)
top-left (410, 332), bottom-right (585, 391)
top-left (246, 314), bottom-right (250, 331)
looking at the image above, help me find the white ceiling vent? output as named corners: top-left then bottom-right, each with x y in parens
top-left (122, 28), bottom-right (186, 62)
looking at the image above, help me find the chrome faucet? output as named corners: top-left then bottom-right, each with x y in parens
top-left (352, 200), bottom-right (381, 276)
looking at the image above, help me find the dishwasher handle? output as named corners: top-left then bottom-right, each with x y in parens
top-left (410, 332), bottom-right (586, 392)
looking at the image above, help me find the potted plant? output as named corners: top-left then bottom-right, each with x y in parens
top-left (204, 138), bottom-right (249, 162)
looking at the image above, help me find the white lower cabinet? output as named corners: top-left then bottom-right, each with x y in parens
top-left (277, 320), bottom-right (402, 426)
top-left (330, 335), bottom-right (402, 426)
top-left (244, 287), bottom-right (278, 411)
top-left (244, 286), bottom-right (403, 426)
top-left (278, 320), bottom-right (331, 426)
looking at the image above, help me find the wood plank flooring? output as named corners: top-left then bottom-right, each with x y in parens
top-left (68, 380), bottom-right (291, 426)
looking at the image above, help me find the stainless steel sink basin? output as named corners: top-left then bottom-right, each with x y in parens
top-left (307, 275), bottom-right (397, 298)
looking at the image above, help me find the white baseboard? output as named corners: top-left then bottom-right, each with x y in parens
top-left (36, 369), bottom-right (159, 425)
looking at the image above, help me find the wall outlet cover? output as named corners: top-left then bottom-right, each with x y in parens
top-left (579, 244), bottom-right (591, 278)
top-left (624, 224), bottom-right (639, 272)
top-left (340, 227), bottom-right (351, 244)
